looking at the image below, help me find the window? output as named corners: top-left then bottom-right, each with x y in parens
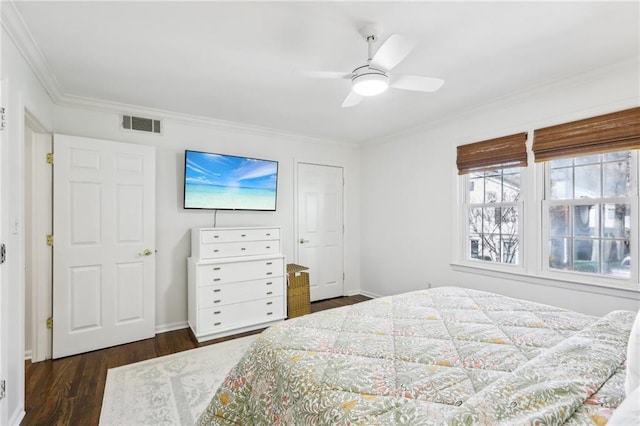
top-left (466, 168), bottom-right (521, 265)
top-left (456, 107), bottom-right (640, 291)
top-left (457, 132), bottom-right (527, 266)
top-left (544, 151), bottom-right (635, 278)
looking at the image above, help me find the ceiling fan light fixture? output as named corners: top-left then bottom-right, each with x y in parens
top-left (352, 72), bottom-right (389, 96)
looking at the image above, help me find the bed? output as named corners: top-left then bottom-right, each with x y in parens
top-left (196, 286), bottom-right (637, 425)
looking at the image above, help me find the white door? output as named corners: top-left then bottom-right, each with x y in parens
top-left (297, 163), bottom-right (344, 301)
top-left (52, 134), bottom-right (156, 359)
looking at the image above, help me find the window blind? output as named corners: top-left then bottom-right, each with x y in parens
top-left (533, 106), bottom-right (640, 162)
top-left (456, 132), bottom-right (528, 175)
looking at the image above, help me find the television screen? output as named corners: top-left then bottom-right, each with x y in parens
top-left (183, 150), bottom-right (278, 211)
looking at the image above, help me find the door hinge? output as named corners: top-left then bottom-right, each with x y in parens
top-left (0, 243), bottom-right (5, 264)
top-left (46, 235), bottom-right (54, 246)
top-left (46, 317), bottom-right (53, 329)
top-left (0, 379), bottom-right (5, 400)
top-left (46, 153), bottom-right (54, 164)
top-left (0, 107), bottom-right (6, 131)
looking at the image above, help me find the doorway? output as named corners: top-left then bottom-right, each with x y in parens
top-left (24, 117), bottom-right (52, 362)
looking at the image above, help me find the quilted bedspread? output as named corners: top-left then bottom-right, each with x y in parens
top-left (197, 287), bottom-right (635, 425)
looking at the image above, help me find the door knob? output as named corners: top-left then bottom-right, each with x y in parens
top-left (138, 249), bottom-right (153, 256)
top-left (299, 239), bottom-right (310, 244)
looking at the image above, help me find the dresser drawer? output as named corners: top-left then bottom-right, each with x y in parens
top-left (200, 228), bottom-right (280, 244)
top-left (199, 240), bottom-right (280, 259)
top-left (198, 277), bottom-right (284, 309)
top-left (197, 257), bottom-right (284, 286)
top-left (198, 297), bottom-right (285, 332)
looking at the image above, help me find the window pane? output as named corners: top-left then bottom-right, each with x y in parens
top-left (573, 205), bottom-right (598, 238)
top-left (604, 151), bottom-right (630, 162)
top-left (500, 206), bottom-right (518, 235)
top-left (550, 167), bottom-right (573, 199)
top-left (575, 154), bottom-right (600, 165)
top-left (573, 239), bottom-right (599, 273)
top-left (603, 203), bottom-right (630, 239)
top-left (549, 158), bottom-right (573, 168)
top-left (575, 164), bottom-right (601, 198)
top-left (469, 176), bottom-right (485, 203)
top-left (549, 205), bottom-right (570, 237)
top-left (485, 177), bottom-right (501, 203)
top-left (549, 238), bottom-right (569, 269)
top-left (501, 238), bottom-right (518, 264)
top-left (603, 156), bottom-right (631, 197)
top-left (502, 172), bottom-right (520, 202)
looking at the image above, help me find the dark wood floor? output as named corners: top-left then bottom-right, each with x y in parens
top-left (22, 294), bottom-right (370, 426)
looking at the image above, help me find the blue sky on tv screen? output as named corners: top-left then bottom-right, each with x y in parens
top-left (185, 151), bottom-right (277, 190)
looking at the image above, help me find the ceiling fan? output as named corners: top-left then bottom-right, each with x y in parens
top-left (307, 25), bottom-right (445, 108)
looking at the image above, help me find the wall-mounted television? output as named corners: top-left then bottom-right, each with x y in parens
top-left (183, 150), bottom-right (278, 211)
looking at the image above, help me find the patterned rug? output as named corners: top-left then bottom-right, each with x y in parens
top-left (99, 335), bottom-right (257, 425)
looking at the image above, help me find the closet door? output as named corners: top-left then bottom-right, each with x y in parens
top-left (297, 163), bottom-right (344, 301)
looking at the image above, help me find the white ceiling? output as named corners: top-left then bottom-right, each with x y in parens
top-left (11, 1), bottom-right (640, 144)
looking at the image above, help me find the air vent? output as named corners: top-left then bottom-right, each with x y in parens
top-left (122, 115), bottom-right (161, 134)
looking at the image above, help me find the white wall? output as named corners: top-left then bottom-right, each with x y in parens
top-left (1, 23), bottom-right (54, 425)
top-left (360, 60), bottom-right (640, 316)
top-left (52, 105), bottom-right (361, 330)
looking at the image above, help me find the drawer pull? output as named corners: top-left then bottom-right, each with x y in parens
top-left (266, 233), bottom-right (271, 236)
top-left (266, 246), bottom-right (271, 249)
top-left (267, 312), bottom-right (273, 316)
top-left (214, 322), bottom-right (221, 326)
top-left (214, 249), bottom-right (219, 253)
top-left (213, 267), bottom-right (221, 271)
top-left (241, 247), bottom-right (246, 251)
top-left (214, 300), bottom-right (221, 304)
top-left (241, 234), bottom-right (246, 237)
top-left (266, 282), bottom-right (273, 285)
top-left (214, 311), bottom-right (221, 315)
top-left (214, 278), bottom-right (221, 282)
top-left (266, 272), bottom-right (273, 276)
top-left (213, 288), bottom-right (221, 293)
top-left (266, 262), bottom-right (273, 265)
top-left (266, 301), bottom-right (273, 305)
top-left (214, 235), bottom-right (219, 239)
top-left (266, 291), bottom-right (273, 295)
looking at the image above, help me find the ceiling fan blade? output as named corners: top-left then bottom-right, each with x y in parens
top-left (370, 34), bottom-right (416, 71)
top-left (390, 74), bottom-right (445, 92)
top-left (301, 70), bottom-right (352, 79)
top-left (341, 91), bottom-right (363, 108)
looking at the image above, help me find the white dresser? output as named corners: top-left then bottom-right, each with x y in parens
top-left (187, 226), bottom-right (287, 342)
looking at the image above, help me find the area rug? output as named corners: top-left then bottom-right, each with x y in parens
top-left (99, 334), bottom-right (257, 425)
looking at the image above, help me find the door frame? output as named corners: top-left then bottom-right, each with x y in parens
top-left (25, 113), bottom-right (52, 363)
top-left (293, 159), bottom-right (346, 298)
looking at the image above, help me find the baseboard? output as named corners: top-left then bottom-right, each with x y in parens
top-left (155, 321), bottom-right (189, 334)
top-left (23, 349), bottom-right (32, 362)
top-left (358, 290), bottom-right (382, 299)
top-left (9, 406), bottom-right (25, 426)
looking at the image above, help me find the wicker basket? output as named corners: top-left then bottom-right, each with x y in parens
top-left (286, 264), bottom-right (311, 318)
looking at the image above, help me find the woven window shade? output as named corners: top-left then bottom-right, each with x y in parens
top-left (533, 107), bottom-right (640, 162)
top-left (456, 132), bottom-right (528, 175)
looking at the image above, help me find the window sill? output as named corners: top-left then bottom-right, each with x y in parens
top-left (450, 261), bottom-right (640, 299)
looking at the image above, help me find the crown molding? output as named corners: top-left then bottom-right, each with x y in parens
top-left (56, 93), bottom-right (357, 149)
top-left (1, 0), bottom-right (63, 102)
top-left (364, 57), bottom-right (640, 147)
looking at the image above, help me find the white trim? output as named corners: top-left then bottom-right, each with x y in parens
top-left (365, 58), bottom-right (640, 147)
top-left (154, 321), bottom-right (189, 335)
top-left (451, 262), bottom-right (640, 299)
top-left (359, 290), bottom-right (382, 299)
top-left (26, 128), bottom-right (52, 363)
top-left (0, 1), bottom-right (63, 103)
